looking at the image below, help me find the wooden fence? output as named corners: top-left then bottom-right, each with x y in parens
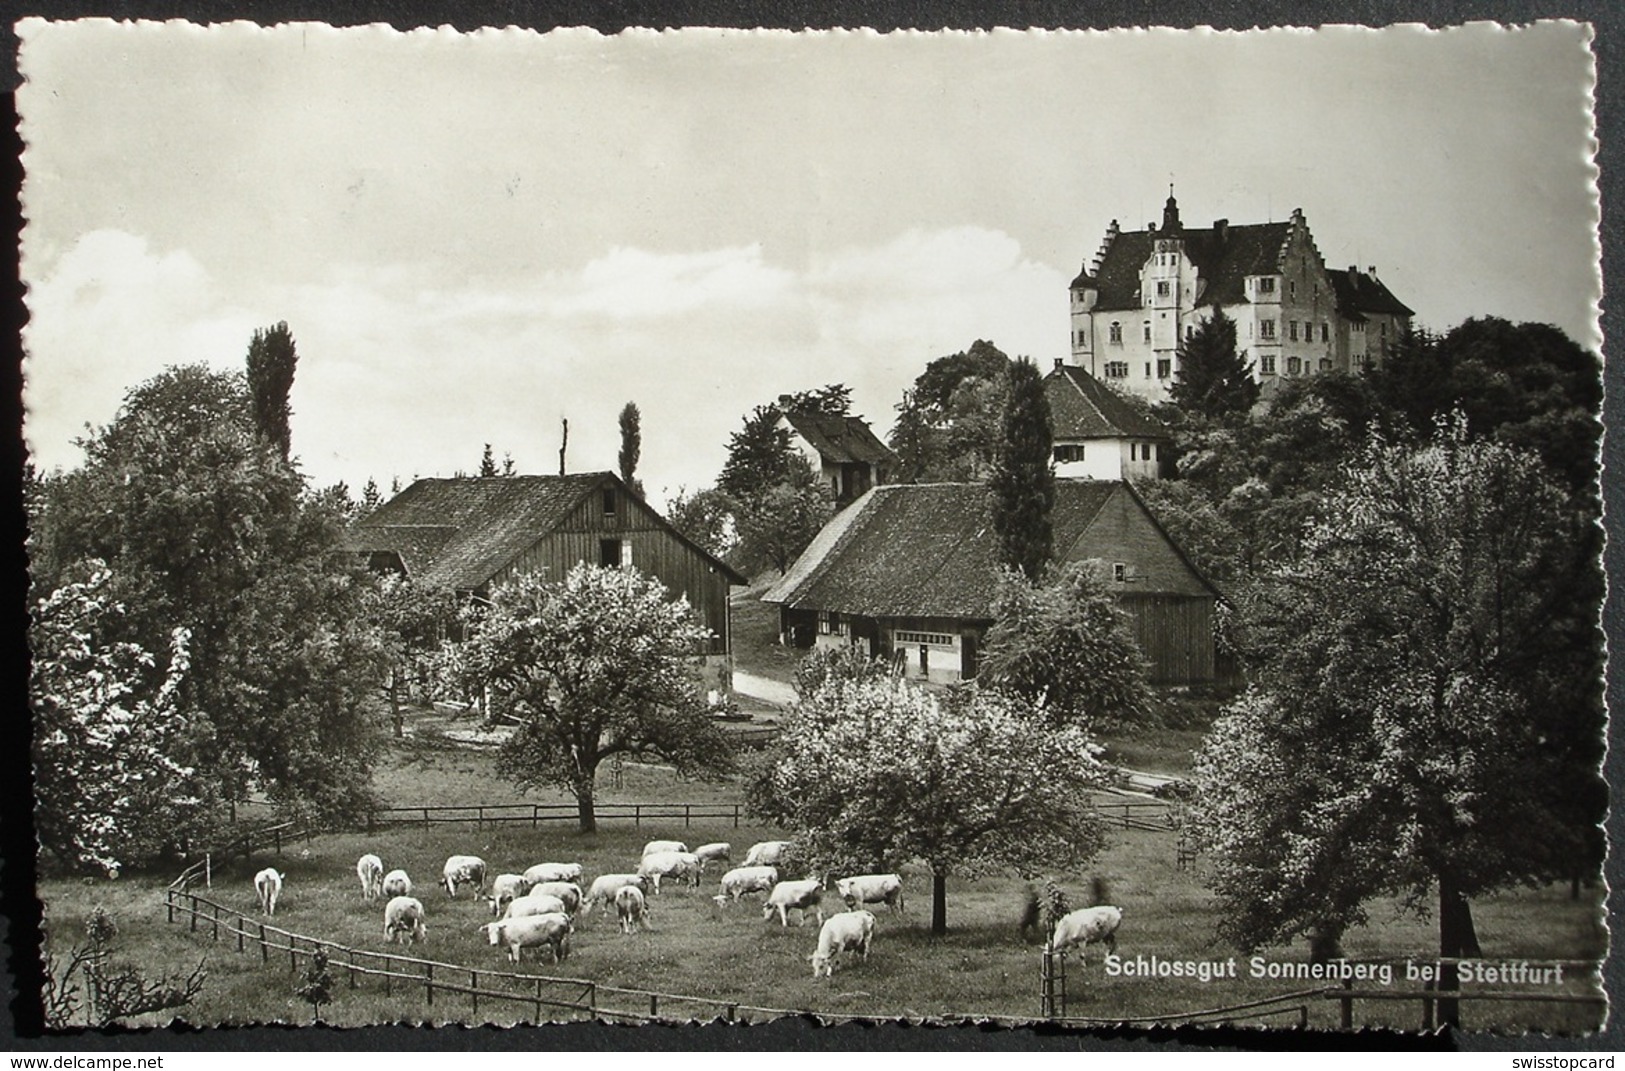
top-left (161, 886), bottom-right (866, 1025)
top-left (367, 801), bottom-right (747, 832)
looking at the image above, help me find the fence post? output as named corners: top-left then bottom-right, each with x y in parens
top-left (734, 804), bottom-right (740, 828)
top-left (1340, 977), bottom-right (1354, 1030)
top-left (423, 807), bottom-right (431, 828)
top-left (349, 948), bottom-right (357, 990)
top-left (188, 894), bottom-right (198, 933)
top-left (166, 890), bottom-right (175, 925)
top-left (260, 922), bottom-right (269, 963)
top-left (290, 938), bottom-right (298, 974)
top-left (684, 804), bottom-right (691, 829)
top-left (237, 914), bottom-right (245, 953)
top-left (212, 902), bottom-right (221, 942)
top-left (650, 993), bottom-right (659, 1018)
top-left (635, 804), bottom-right (641, 828)
top-left (532, 805), bottom-right (539, 830)
top-left (426, 963), bottom-right (434, 1006)
top-left (1422, 975), bottom-right (1436, 1031)
top-left (471, 970), bottom-right (479, 1017)
top-left (534, 978), bottom-right (543, 1023)
top-left (478, 806), bottom-right (484, 832)
top-left (205, 853), bottom-right (212, 889)
top-left (275, 827), bottom-right (282, 856)
top-left (1040, 945), bottom-right (1055, 1018)
top-left (725, 1003), bottom-right (736, 1023)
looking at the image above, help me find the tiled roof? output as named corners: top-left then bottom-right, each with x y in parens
top-left (782, 412), bottom-right (898, 466)
top-left (1046, 365), bottom-right (1170, 441)
top-left (348, 472), bottom-right (745, 590)
top-left (1084, 222), bottom-right (1292, 312)
top-left (1327, 268), bottom-right (1415, 318)
top-left (762, 480), bottom-right (1209, 619)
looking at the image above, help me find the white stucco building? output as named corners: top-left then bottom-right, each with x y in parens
top-left (1069, 193), bottom-right (1414, 403)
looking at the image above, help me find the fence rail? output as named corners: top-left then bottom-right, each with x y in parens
top-left (367, 801), bottom-right (746, 831)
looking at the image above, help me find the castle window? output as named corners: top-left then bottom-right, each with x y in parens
top-left (1076, 330), bottom-right (1086, 346)
top-left (1258, 277), bottom-right (1276, 294)
top-left (1289, 321), bottom-right (1299, 342)
top-left (1142, 321), bottom-right (1151, 342)
top-left (1186, 324), bottom-right (1195, 340)
top-left (1289, 280), bottom-right (1297, 299)
top-left (1319, 358), bottom-right (1333, 372)
top-left (1156, 280), bottom-right (1171, 297)
top-left (1260, 319), bottom-right (1277, 341)
top-left (1157, 359), bottom-right (1171, 379)
top-left (1144, 363), bottom-right (1152, 379)
top-left (1287, 356), bottom-right (1302, 375)
top-left (1321, 322), bottom-right (1329, 343)
top-left (1261, 355), bottom-right (1277, 374)
top-left (1105, 361), bottom-right (1129, 379)
top-left (1109, 322), bottom-right (1123, 345)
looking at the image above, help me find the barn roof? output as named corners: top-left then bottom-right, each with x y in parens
top-left (349, 472), bottom-right (745, 590)
top-left (761, 479), bottom-right (1215, 619)
top-left (781, 411), bottom-right (898, 466)
top-left (1046, 365), bottom-right (1170, 441)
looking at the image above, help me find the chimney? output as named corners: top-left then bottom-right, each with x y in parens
top-left (1213, 219), bottom-right (1229, 243)
top-left (1368, 265), bottom-right (1378, 277)
top-left (777, 393), bottom-right (793, 410)
top-left (1054, 357), bottom-right (1065, 371)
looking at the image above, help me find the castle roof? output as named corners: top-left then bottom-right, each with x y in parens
top-left (1328, 267), bottom-right (1416, 320)
top-left (1083, 221), bottom-right (1292, 313)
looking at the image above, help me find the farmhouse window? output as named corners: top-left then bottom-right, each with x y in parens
top-left (895, 630), bottom-right (954, 647)
top-left (599, 539), bottom-right (621, 568)
top-left (1054, 444), bottom-right (1084, 463)
top-left (1113, 562), bottom-right (1127, 582)
top-left (602, 488), bottom-right (616, 516)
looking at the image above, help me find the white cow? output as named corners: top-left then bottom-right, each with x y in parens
top-left (384, 896), bottom-right (428, 945)
top-left (485, 873), bottom-right (533, 917)
top-left (810, 910), bottom-right (876, 978)
top-left (1046, 906), bottom-right (1123, 963)
top-left (582, 873), bottom-right (647, 916)
top-left (637, 851), bottom-right (701, 894)
top-left (713, 865), bottom-right (778, 906)
top-left (382, 869), bottom-right (413, 899)
top-left (836, 873), bottom-right (906, 916)
top-left (483, 913), bottom-right (572, 964)
top-left (522, 862), bottom-right (584, 887)
top-left (356, 854), bottom-right (385, 901)
top-left (641, 839), bottom-right (689, 858)
top-left (616, 885), bottom-right (652, 933)
top-left (693, 843), bottom-right (732, 874)
top-left (743, 841), bottom-right (792, 868)
top-left (501, 893), bottom-right (569, 920)
top-left (762, 878), bottom-right (824, 928)
top-left (440, 855), bottom-right (487, 899)
top-left (527, 881), bottom-right (582, 914)
top-left (254, 868), bottom-right (284, 916)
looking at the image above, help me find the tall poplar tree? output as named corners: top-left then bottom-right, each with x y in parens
top-left (245, 322), bottom-right (299, 461)
top-left (618, 401), bottom-right (643, 495)
top-left (989, 357), bottom-right (1055, 581)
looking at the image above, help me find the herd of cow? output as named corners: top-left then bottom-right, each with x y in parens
top-left (247, 838), bottom-right (925, 979)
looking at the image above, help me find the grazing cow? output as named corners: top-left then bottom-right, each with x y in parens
top-left (762, 879), bottom-right (824, 928)
top-left (483, 913), bottom-right (572, 964)
top-left (615, 885), bottom-right (652, 933)
top-left (485, 873), bottom-right (533, 917)
top-left (501, 893), bottom-right (568, 920)
top-left (637, 851), bottom-right (701, 894)
top-left (582, 873), bottom-right (647, 916)
top-left (743, 841), bottom-right (792, 868)
top-left (1046, 906), bottom-right (1123, 964)
top-left (440, 855), bottom-right (487, 899)
top-left (713, 865), bottom-right (778, 906)
top-left (527, 881), bottom-right (582, 914)
top-left (835, 873), bottom-right (905, 916)
top-left (382, 869), bottom-right (413, 900)
top-left (356, 854), bottom-right (385, 901)
top-left (522, 862), bottom-right (584, 887)
top-left (384, 896), bottom-right (428, 945)
top-left (641, 840), bottom-right (689, 858)
top-left (693, 843), bottom-right (731, 874)
top-left (810, 910), bottom-right (876, 978)
top-left (254, 868), bottom-right (284, 916)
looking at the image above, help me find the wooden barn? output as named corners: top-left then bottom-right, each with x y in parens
top-left (348, 472), bottom-right (745, 656)
top-left (761, 479), bottom-right (1219, 685)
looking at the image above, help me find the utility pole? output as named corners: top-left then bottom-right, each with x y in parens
top-left (558, 417), bottom-right (568, 476)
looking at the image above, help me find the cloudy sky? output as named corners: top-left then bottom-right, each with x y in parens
top-left (18, 20), bottom-right (1599, 504)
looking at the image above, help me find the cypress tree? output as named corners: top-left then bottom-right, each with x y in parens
top-left (989, 357), bottom-right (1055, 581)
top-left (245, 322), bottom-right (298, 460)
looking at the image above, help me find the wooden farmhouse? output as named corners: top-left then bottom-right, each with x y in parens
top-left (348, 472), bottom-right (746, 656)
top-left (762, 479), bottom-right (1219, 685)
top-left (776, 406), bottom-right (899, 508)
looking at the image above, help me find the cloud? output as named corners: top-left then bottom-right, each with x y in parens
top-left (22, 226), bottom-right (1068, 503)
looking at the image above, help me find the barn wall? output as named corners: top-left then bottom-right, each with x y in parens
top-left (490, 481), bottom-right (735, 656)
top-left (1065, 488), bottom-right (1212, 596)
top-left (1119, 594), bottom-right (1215, 684)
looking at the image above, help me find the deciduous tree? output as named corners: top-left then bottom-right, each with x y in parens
top-left (468, 564), bottom-right (733, 832)
top-left (245, 322), bottom-right (298, 460)
top-left (618, 401), bottom-right (643, 496)
top-left (888, 341), bottom-right (1010, 482)
top-left (751, 671), bottom-right (1110, 935)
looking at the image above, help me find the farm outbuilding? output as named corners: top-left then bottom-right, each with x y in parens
top-left (762, 479), bottom-right (1219, 685)
top-left (348, 472), bottom-right (745, 656)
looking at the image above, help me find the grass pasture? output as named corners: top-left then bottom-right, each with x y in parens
top-left (40, 811), bottom-right (1606, 1032)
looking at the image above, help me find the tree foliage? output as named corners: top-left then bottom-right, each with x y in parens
top-left (980, 563), bottom-right (1152, 729)
top-left (781, 383), bottom-right (852, 418)
top-left (1189, 419), bottom-right (1604, 972)
top-left (888, 340), bottom-right (1011, 482)
top-left (245, 322), bottom-right (298, 461)
top-left (1168, 308), bottom-right (1258, 421)
top-left (663, 486), bottom-right (739, 561)
top-left (751, 672), bottom-right (1111, 934)
top-left (468, 565), bottom-right (733, 832)
top-left (618, 401), bottom-right (643, 496)
top-left (988, 357), bottom-right (1054, 581)
top-left (732, 455), bottom-right (832, 576)
top-left (718, 405), bottom-right (798, 502)
top-left (478, 443), bottom-right (499, 477)
top-left (31, 564), bottom-right (205, 875)
top-left (32, 363), bottom-right (386, 828)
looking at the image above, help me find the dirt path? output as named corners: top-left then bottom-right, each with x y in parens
top-left (731, 669), bottom-right (795, 707)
